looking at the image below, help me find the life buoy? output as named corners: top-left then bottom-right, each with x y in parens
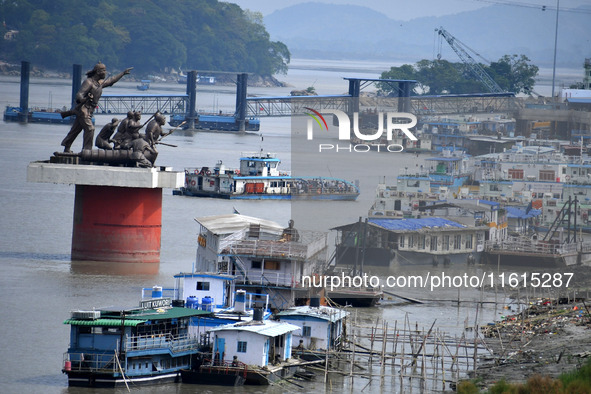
top-left (206, 170), bottom-right (211, 176)
top-left (235, 169), bottom-right (240, 175)
top-left (190, 180), bottom-right (196, 186)
top-left (565, 175), bottom-right (571, 181)
top-left (194, 169), bottom-right (199, 175)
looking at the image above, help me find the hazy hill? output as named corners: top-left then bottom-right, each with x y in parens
top-left (265, 2), bottom-right (590, 69)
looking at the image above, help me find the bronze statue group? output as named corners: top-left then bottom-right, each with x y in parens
top-left (60, 62), bottom-right (172, 168)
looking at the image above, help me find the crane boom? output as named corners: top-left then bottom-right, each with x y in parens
top-left (436, 27), bottom-right (505, 94)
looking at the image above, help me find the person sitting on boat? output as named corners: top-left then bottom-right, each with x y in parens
top-left (231, 356), bottom-right (239, 367)
top-left (145, 112), bottom-right (169, 146)
top-left (111, 111), bottom-right (134, 148)
top-left (116, 111), bottom-right (143, 149)
top-left (130, 133), bottom-right (157, 168)
top-left (281, 219), bottom-right (300, 242)
top-left (94, 118), bottom-right (119, 150)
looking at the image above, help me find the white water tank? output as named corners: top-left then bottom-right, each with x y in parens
top-left (234, 290), bottom-right (246, 314)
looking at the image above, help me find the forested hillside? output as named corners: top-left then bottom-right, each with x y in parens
top-left (0, 0), bottom-right (290, 76)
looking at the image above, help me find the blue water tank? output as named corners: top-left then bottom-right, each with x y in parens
top-left (201, 296), bottom-right (214, 311)
top-left (186, 296), bottom-right (199, 309)
top-left (152, 286), bottom-right (163, 298)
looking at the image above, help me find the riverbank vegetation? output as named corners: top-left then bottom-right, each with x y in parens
top-left (0, 0), bottom-right (290, 77)
top-left (458, 360), bottom-right (591, 393)
top-left (378, 55), bottom-right (538, 95)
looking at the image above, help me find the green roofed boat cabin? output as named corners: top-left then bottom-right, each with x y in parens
top-left (62, 297), bottom-right (212, 388)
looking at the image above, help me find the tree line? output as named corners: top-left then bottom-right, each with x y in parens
top-left (378, 54), bottom-right (539, 96)
top-left (0, 0), bottom-right (290, 76)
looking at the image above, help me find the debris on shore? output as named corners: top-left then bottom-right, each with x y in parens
top-left (475, 297), bottom-right (591, 389)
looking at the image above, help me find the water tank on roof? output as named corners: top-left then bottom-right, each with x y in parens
top-left (186, 296), bottom-right (199, 309)
top-left (152, 285), bottom-right (163, 298)
top-left (234, 290), bottom-right (246, 314)
top-left (201, 296), bottom-right (213, 311)
top-left (253, 307), bottom-right (264, 322)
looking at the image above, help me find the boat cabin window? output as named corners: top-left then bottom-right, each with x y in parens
top-left (430, 236), bottom-right (438, 251)
top-left (407, 180), bottom-right (420, 187)
top-left (399, 236), bottom-right (405, 248)
top-left (539, 170), bottom-right (555, 181)
top-left (196, 281), bottom-right (210, 291)
top-left (454, 235), bottom-right (462, 250)
top-left (79, 326), bottom-right (91, 334)
top-left (465, 235), bottom-right (473, 249)
top-left (251, 260), bottom-right (262, 269)
top-left (443, 235), bottom-right (450, 251)
top-left (264, 260), bottom-right (280, 270)
top-left (302, 326), bottom-right (312, 337)
top-left (508, 169), bottom-right (524, 180)
top-left (489, 184), bottom-right (500, 192)
top-left (247, 161), bottom-right (256, 168)
top-left (418, 235), bottom-right (426, 250)
top-left (237, 341), bottom-right (248, 353)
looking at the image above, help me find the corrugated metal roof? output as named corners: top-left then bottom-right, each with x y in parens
top-left (369, 217), bottom-right (465, 231)
top-left (64, 318), bottom-right (146, 327)
top-left (276, 306), bottom-right (350, 322)
top-left (64, 307), bottom-right (211, 326)
top-left (209, 320), bottom-right (300, 337)
top-left (506, 206), bottom-right (541, 219)
top-left (194, 214), bottom-right (284, 236)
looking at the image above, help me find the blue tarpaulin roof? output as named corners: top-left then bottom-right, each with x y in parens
top-left (369, 217), bottom-right (465, 231)
top-left (506, 206), bottom-right (541, 219)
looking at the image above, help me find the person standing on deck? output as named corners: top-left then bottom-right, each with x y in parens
top-left (61, 62), bottom-right (132, 152)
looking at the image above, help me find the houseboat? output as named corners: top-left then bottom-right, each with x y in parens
top-left (332, 217), bottom-right (487, 266)
top-left (173, 152), bottom-right (360, 200)
top-left (192, 214), bottom-right (329, 310)
top-left (62, 296), bottom-right (212, 387)
top-left (276, 300), bottom-right (349, 355)
top-left (183, 310), bottom-right (303, 385)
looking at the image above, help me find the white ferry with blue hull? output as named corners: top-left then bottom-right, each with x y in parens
top-left (173, 152), bottom-right (360, 200)
top-left (62, 297), bottom-right (211, 388)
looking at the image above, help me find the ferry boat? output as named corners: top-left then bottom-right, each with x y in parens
top-left (62, 296), bottom-right (211, 388)
top-left (3, 105), bottom-right (95, 125)
top-left (173, 152), bottom-right (360, 200)
top-left (136, 79), bottom-right (150, 91)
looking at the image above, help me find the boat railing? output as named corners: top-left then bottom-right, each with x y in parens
top-left (233, 272), bottom-right (300, 288)
top-left (201, 358), bottom-right (249, 376)
top-left (125, 333), bottom-right (199, 353)
top-left (63, 351), bottom-right (118, 373)
top-left (241, 151), bottom-right (277, 159)
top-left (224, 239), bottom-right (308, 260)
top-left (484, 237), bottom-right (581, 255)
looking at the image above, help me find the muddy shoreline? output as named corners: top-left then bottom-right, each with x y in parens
top-left (472, 265), bottom-right (591, 389)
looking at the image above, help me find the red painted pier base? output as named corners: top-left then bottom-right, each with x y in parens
top-left (71, 185), bottom-right (162, 263)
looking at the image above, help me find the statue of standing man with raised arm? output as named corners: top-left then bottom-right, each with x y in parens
top-left (61, 62), bottom-right (132, 153)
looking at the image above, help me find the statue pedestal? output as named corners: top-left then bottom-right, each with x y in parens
top-left (27, 162), bottom-right (183, 263)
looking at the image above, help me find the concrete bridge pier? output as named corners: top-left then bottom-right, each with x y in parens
top-left (27, 162), bottom-right (183, 263)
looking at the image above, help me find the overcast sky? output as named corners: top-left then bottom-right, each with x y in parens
top-left (228, 0), bottom-right (585, 21)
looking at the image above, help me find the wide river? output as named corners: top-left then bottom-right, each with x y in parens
top-left (0, 59), bottom-right (576, 393)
